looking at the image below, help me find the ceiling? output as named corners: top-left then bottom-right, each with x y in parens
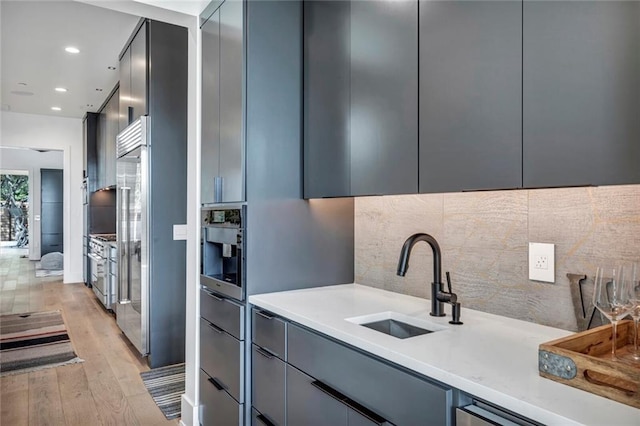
top-left (1, 1), bottom-right (140, 119)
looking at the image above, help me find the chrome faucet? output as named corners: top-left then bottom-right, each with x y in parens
top-left (396, 233), bottom-right (463, 325)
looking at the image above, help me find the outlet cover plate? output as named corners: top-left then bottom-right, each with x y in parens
top-left (529, 242), bottom-right (555, 283)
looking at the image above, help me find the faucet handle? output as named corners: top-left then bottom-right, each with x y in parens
top-left (446, 271), bottom-right (452, 294)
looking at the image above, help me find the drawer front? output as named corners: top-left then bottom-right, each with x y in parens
top-left (199, 370), bottom-right (244, 426)
top-left (252, 308), bottom-right (286, 359)
top-left (200, 318), bottom-right (244, 402)
top-left (287, 324), bottom-right (451, 426)
top-left (200, 288), bottom-right (244, 340)
top-left (252, 344), bottom-right (285, 426)
top-left (286, 364), bottom-right (348, 426)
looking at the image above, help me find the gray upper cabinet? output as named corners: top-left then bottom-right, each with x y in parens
top-left (119, 45), bottom-right (132, 132)
top-left (201, 0), bottom-right (245, 204)
top-left (119, 22), bottom-right (148, 132)
top-left (96, 86), bottom-right (119, 189)
top-left (419, 0), bottom-right (522, 193)
top-left (304, 0), bottom-right (418, 198)
top-left (523, 1), bottom-right (640, 188)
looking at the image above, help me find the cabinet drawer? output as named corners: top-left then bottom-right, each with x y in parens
top-left (252, 308), bottom-right (286, 359)
top-left (200, 318), bottom-right (244, 402)
top-left (286, 364), bottom-right (347, 426)
top-left (252, 344), bottom-right (285, 426)
top-left (200, 288), bottom-right (244, 340)
top-left (288, 324), bottom-right (451, 426)
top-left (200, 370), bottom-right (244, 426)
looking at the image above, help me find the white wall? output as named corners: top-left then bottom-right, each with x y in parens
top-left (0, 147), bottom-right (64, 260)
top-left (1, 111), bottom-right (83, 283)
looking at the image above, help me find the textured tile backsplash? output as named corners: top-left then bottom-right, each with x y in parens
top-left (355, 185), bottom-right (640, 331)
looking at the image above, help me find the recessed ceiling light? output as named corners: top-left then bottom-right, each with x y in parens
top-left (51, 107), bottom-right (62, 111)
top-left (18, 82), bottom-right (27, 86)
top-left (55, 87), bottom-right (67, 93)
top-left (65, 46), bottom-right (80, 54)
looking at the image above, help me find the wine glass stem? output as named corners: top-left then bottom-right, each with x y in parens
top-left (634, 317), bottom-right (639, 356)
top-left (612, 321), bottom-right (618, 359)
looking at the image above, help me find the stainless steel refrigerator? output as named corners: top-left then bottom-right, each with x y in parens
top-left (116, 117), bottom-right (150, 356)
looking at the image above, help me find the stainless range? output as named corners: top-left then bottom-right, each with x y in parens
top-left (89, 234), bottom-right (117, 309)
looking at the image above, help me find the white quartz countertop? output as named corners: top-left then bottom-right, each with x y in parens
top-left (249, 284), bottom-right (640, 426)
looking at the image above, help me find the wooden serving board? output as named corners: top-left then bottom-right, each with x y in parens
top-left (539, 320), bottom-right (640, 409)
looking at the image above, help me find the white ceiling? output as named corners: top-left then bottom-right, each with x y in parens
top-left (1, 0), bottom-right (209, 120)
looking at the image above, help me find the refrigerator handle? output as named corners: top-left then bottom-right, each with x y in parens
top-left (119, 187), bottom-right (131, 304)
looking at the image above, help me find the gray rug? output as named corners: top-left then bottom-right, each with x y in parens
top-left (0, 310), bottom-right (83, 376)
top-left (140, 363), bottom-right (185, 420)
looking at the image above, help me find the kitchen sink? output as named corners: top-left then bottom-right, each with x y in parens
top-left (361, 318), bottom-right (432, 339)
top-left (345, 311), bottom-right (446, 339)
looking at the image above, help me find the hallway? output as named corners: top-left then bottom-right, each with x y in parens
top-left (0, 251), bottom-right (179, 425)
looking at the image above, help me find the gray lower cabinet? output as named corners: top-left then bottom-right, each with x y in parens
top-left (251, 308), bottom-right (452, 426)
top-left (304, 0), bottom-right (418, 198)
top-left (200, 369), bottom-right (244, 426)
top-left (523, 0), bottom-right (640, 187)
top-left (419, 0), bottom-right (522, 193)
top-left (252, 344), bottom-right (285, 426)
top-left (200, 289), bottom-right (245, 425)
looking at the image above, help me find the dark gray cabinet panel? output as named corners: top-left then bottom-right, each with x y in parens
top-left (97, 86), bottom-right (119, 189)
top-left (252, 309), bottom-right (286, 359)
top-left (219, 0), bottom-right (244, 203)
top-left (419, 0), bottom-right (522, 192)
top-left (287, 324), bottom-right (451, 426)
top-left (130, 24), bottom-right (147, 122)
top-left (201, 289), bottom-right (244, 340)
top-left (252, 344), bottom-right (285, 426)
top-left (303, 0), bottom-right (351, 198)
top-left (119, 22), bottom-right (148, 132)
top-left (201, 9), bottom-right (221, 204)
top-left (83, 113), bottom-right (99, 192)
top-left (304, 0), bottom-right (418, 197)
top-left (350, 0), bottom-right (418, 196)
top-left (199, 318), bottom-right (244, 402)
top-left (523, 1), bottom-right (640, 187)
top-left (119, 45), bottom-right (132, 132)
top-left (201, 0), bottom-right (244, 204)
top-left (41, 168), bottom-right (63, 202)
top-left (200, 370), bottom-right (243, 426)
top-left (286, 365), bottom-right (348, 426)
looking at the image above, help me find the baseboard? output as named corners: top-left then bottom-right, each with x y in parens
top-left (180, 393), bottom-right (199, 426)
top-left (63, 273), bottom-right (83, 284)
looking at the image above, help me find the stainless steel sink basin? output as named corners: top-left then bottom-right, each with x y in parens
top-left (360, 318), bottom-right (432, 339)
top-left (345, 311), bottom-right (446, 339)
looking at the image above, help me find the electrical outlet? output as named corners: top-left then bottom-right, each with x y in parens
top-left (529, 242), bottom-right (555, 283)
top-left (534, 255), bottom-right (548, 270)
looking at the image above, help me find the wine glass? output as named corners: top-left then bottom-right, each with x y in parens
top-left (593, 265), bottom-right (632, 360)
top-left (624, 262), bottom-right (640, 362)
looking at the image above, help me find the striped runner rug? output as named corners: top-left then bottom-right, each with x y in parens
top-left (0, 310), bottom-right (83, 376)
top-left (140, 363), bottom-right (185, 420)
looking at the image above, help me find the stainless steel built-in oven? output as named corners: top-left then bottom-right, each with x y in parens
top-left (200, 206), bottom-right (245, 301)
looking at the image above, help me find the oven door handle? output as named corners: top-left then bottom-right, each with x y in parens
top-left (88, 253), bottom-right (104, 263)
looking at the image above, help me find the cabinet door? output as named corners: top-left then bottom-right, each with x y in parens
top-left (419, 0), bottom-right (522, 192)
top-left (252, 344), bottom-right (285, 426)
top-left (523, 1), bottom-right (640, 187)
top-left (286, 365), bottom-right (347, 426)
top-left (119, 46), bottom-right (132, 132)
top-left (130, 22), bottom-right (148, 124)
top-left (96, 107), bottom-right (107, 189)
top-left (201, 9), bottom-right (221, 204)
top-left (350, 0), bottom-right (418, 196)
top-left (303, 0), bottom-right (351, 198)
top-left (104, 88), bottom-right (119, 187)
top-left (219, 0), bottom-right (244, 202)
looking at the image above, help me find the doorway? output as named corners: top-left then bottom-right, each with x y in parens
top-left (0, 171), bottom-right (29, 257)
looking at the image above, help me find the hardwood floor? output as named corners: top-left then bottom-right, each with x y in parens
top-left (0, 249), bottom-right (179, 426)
